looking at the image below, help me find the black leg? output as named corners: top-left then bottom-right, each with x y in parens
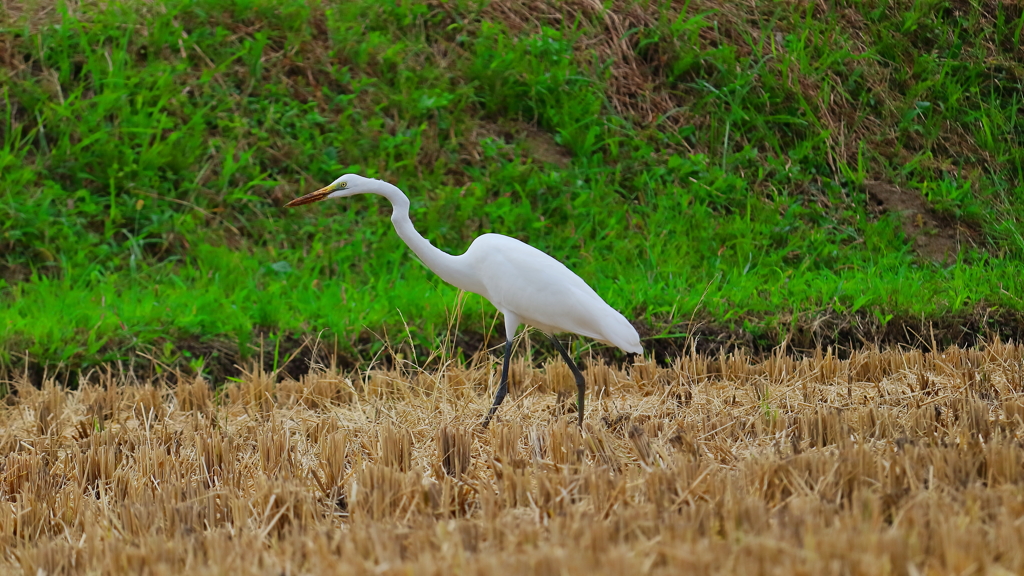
top-left (549, 336), bottom-right (586, 427)
top-left (481, 338), bottom-right (513, 428)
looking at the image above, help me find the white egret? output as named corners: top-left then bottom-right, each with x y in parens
top-left (286, 174), bottom-right (642, 426)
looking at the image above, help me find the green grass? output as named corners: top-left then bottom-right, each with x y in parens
top-left (2, 0), bottom-right (1023, 375)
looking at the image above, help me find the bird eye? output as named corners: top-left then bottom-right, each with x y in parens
top-left (339, 182), bottom-right (348, 189)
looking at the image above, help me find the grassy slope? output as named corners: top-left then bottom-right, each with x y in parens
top-left (1, 0), bottom-right (1023, 375)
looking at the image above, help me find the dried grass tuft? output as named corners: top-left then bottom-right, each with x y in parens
top-left (1, 341), bottom-right (1024, 573)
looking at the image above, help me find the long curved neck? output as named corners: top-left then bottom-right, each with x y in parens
top-left (371, 180), bottom-right (475, 291)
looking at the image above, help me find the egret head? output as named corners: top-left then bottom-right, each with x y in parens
top-left (285, 174), bottom-right (376, 207)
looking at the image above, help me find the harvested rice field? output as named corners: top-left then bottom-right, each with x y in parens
top-left (3, 341), bottom-right (1024, 575)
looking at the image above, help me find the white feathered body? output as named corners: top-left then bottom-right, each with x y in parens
top-left (444, 233), bottom-right (643, 354)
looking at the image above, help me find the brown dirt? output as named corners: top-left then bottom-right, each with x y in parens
top-left (637, 308), bottom-right (1024, 362)
top-left (2, 342), bottom-right (1024, 574)
top-left (471, 120), bottom-right (573, 168)
top-left (6, 307), bottom-right (1024, 391)
top-left (517, 123), bottom-right (573, 168)
top-left (866, 181), bottom-right (982, 263)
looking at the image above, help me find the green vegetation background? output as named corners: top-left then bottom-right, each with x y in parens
top-left (2, 0), bottom-right (1023, 376)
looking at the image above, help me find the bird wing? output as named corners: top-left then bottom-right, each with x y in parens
top-left (463, 234), bottom-right (642, 353)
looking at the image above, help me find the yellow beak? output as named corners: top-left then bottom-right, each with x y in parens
top-left (285, 184), bottom-right (334, 207)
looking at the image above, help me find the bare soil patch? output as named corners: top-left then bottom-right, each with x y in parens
top-left (7, 307), bottom-right (1024, 390)
top-left (2, 342), bottom-right (1024, 574)
top-left (866, 181), bottom-right (982, 262)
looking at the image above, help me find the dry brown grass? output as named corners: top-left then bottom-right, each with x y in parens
top-left (2, 341), bottom-right (1024, 574)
